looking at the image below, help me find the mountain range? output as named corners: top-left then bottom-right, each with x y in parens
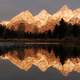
top-left (1, 5), bottom-right (80, 33)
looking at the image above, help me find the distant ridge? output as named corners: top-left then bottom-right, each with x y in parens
top-left (0, 5), bottom-right (80, 32)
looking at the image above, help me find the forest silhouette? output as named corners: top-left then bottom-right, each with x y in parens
top-left (0, 19), bottom-right (80, 39)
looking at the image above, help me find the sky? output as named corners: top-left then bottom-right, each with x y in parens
top-left (0, 0), bottom-right (80, 80)
top-left (0, 0), bottom-right (80, 20)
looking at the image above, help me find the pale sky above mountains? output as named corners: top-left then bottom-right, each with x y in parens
top-left (0, 0), bottom-right (80, 20)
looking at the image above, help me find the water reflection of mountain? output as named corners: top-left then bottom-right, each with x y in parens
top-left (0, 44), bottom-right (80, 64)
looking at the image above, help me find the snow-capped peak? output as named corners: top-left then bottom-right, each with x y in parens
top-left (52, 5), bottom-right (73, 22)
top-left (34, 9), bottom-right (51, 28)
top-left (9, 10), bottom-right (34, 24)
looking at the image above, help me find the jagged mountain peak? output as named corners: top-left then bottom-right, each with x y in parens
top-left (7, 10), bottom-right (34, 30)
top-left (13, 10), bottom-right (32, 18)
top-left (36, 9), bottom-right (50, 16)
top-left (60, 5), bottom-right (70, 11)
top-left (34, 9), bottom-right (51, 28)
top-left (52, 5), bottom-right (73, 22)
top-left (10, 10), bottom-right (34, 23)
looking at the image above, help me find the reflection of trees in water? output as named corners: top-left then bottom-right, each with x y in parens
top-left (0, 44), bottom-right (80, 64)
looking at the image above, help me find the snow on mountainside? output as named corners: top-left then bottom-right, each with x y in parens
top-left (34, 10), bottom-right (51, 28)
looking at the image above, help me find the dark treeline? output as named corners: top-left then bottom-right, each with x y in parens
top-left (0, 19), bottom-right (80, 39)
top-left (53, 19), bottom-right (80, 39)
